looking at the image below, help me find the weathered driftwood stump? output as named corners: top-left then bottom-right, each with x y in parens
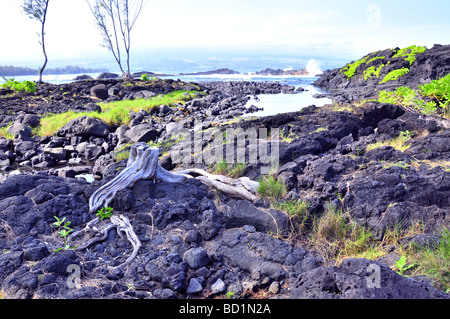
top-left (89, 142), bottom-right (259, 213)
top-left (78, 142), bottom-right (260, 268)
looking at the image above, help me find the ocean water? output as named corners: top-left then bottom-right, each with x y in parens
top-left (159, 74), bottom-right (332, 117)
top-left (1, 71), bottom-right (332, 117)
top-left (0, 71), bottom-right (331, 180)
top-left (242, 81), bottom-right (332, 117)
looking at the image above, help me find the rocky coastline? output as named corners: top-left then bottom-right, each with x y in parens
top-left (69, 67), bottom-right (310, 81)
top-left (1, 46), bottom-right (450, 300)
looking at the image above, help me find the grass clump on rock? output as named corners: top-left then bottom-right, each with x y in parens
top-left (34, 90), bottom-right (200, 136)
top-left (366, 130), bottom-right (414, 153)
top-left (257, 174), bottom-right (287, 202)
top-left (310, 203), bottom-right (379, 263)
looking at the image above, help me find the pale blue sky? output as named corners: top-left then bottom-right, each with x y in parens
top-left (0, 0), bottom-right (449, 70)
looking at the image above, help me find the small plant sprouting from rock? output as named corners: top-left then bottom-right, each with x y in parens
top-left (139, 73), bottom-right (158, 82)
top-left (96, 206), bottom-right (114, 221)
top-left (257, 175), bottom-right (287, 202)
top-left (140, 73), bottom-right (150, 81)
top-left (226, 291), bottom-right (236, 299)
top-left (395, 255), bottom-right (415, 277)
top-left (1, 77), bottom-right (37, 93)
top-left (50, 216), bottom-right (76, 252)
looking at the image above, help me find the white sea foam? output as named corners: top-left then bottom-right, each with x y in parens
top-left (306, 59), bottom-right (323, 76)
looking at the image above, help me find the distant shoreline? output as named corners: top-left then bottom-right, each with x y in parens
top-left (0, 65), bottom-right (108, 77)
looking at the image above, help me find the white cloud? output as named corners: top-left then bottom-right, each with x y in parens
top-left (0, 0), bottom-right (449, 67)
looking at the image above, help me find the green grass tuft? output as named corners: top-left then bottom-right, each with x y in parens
top-left (257, 175), bottom-right (287, 202)
top-left (213, 159), bottom-right (246, 178)
top-left (366, 130), bottom-right (413, 153)
top-left (411, 228), bottom-right (450, 292)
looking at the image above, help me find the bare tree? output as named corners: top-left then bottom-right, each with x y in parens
top-left (87, 0), bottom-right (144, 79)
top-left (22, 0), bottom-right (50, 83)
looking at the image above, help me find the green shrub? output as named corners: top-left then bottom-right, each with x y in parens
top-left (418, 73), bottom-right (450, 112)
top-left (1, 77), bottom-right (37, 93)
top-left (393, 45), bottom-right (427, 65)
top-left (413, 99), bottom-right (439, 115)
top-left (140, 73), bottom-right (150, 81)
top-left (377, 90), bottom-right (397, 104)
top-left (363, 64), bottom-right (385, 80)
top-left (340, 56), bottom-right (369, 79)
top-left (380, 68), bottom-right (410, 84)
top-left (393, 86), bottom-right (418, 106)
top-left (377, 74), bottom-right (450, 116)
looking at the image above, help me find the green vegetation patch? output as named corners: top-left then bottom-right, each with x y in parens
top-left (0, 123), bottom-right (14, 139)
top-left (340, 56), bottom-right (369, 79)
top-left (257, 175), bottom-right (287, 202)
top-left (380, 68), bottom-right (410, 84)
top-left (419, 73), bottom-right (450, 112)
top-left (35, 90), bottom-right (202, 136)
top-left (340, 45), bottom-right (427, 82)
top-left (410, 228), bottom-right (450, 291)
top-left (393, 45), bottom-right (427, 65)
top-left (274, 199), bottom-right (311, 237)
top-left (1, 77), bottom-right (37, 93)
top-left (367, 56), bottom-right (385, 64)
top-left (311, 203), bottom-right (379, 262)
top-left (213, 159), bottom-right (246, 179)
top-left (363, 64), bottom-right (385, 80)
top-left (377, 73), bottom-right (450, 116)
top-left (366, 130), bottom-right (413, 153)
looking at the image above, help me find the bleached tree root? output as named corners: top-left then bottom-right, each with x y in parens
top-left (81, 142), bottom-right (260, 269)
top-left (89, 143), bottom-right (161, 213)
top-left (89, 143), bottom-right (260, 213)
top-left (70, 215), bottom-right (141, 269)
top-left (176, 168), bottom-right (260, 201)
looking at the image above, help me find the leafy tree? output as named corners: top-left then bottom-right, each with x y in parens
top-left (21, 0), bottom-right (50, 83)
top-left (87, 0), bottom-right (144, 79)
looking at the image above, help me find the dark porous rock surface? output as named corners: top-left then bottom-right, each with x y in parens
top-left (1, 71), bottom-right (450, 299)
top-left (315, 44), bottom-right (450, 103)
top-left (290, 258), bottom-right (449, 299)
